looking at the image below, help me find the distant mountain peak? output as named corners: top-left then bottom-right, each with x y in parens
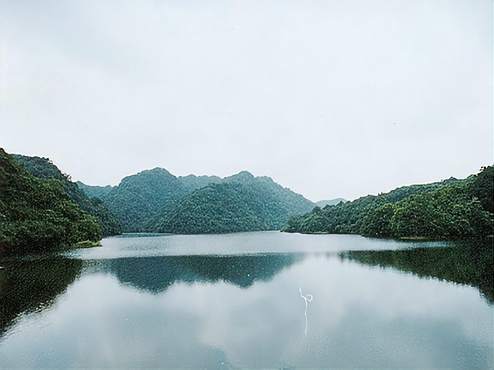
top-left (225, 170), bottom-right (255, 183)
top-left (316, 198), bottom-right (347, 207)
top-left (236, 170), bottom-right (254, 177)
top-left (140, 167), bottom-right (173, 176)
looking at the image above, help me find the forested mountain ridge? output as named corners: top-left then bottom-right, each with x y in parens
top-left (76, 181), bottom-right (113, 199)
top-left (78, 169), bottom-right (315, 233)
top-left (178, 174), bottom-right (222, 192)
top-left (223, 171), bottom-right (315, 216)
top-left (13, 155), bottom-right (121, 236)
top-left (100, 168), bottom-right (188, 232)
top-left (283, 166), bottom-right (494, 239)
top-left (0, 148), bottom-right (101, 254)
top-left (154, 179), bottom-right (314, 234)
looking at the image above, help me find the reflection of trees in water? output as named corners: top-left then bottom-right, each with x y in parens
top-left (0, 257), bottom-right (83, 336)
top-left (341, 240), bottom-right (494, 304)
top-left (86, 253), bottom-right (304, 294)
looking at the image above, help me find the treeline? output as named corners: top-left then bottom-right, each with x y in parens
top-left (283, 166), bottom-right (494, 239)
top-left (155, 182), bottom-right (303, 234)
top-left (81, 169), bottom-right (315, 234)
top-left (13, 154), bottom-right (121, 236)
top-left (0, 149), bottom-right (102, 254)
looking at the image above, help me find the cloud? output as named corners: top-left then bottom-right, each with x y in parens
top-left (0, 0), bottom-right (491, 200)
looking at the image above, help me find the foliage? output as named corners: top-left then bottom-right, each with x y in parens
top-left (98, 168), bottom-right (188, 232)
top-left (80, 168), bottom-right (314, 233)
top-left (13, 154), bottom-right (121, 236)
top-left (76, 181), bottom-right (113, 199)
top-left (283, 167), bottom-right (494, 239)
top-left (0, 148), bottom-right (101, 254)
top-left (470, 166), bottom-right (494, 213)
top-left (155, 179), bottom-right (314, 234)
top-left (178, 174), bottom-right (222, 193)
top-left (159, 171), bottom-right (314, 233)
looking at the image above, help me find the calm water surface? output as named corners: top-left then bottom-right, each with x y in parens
top-left (0, 232), bottom-right (492, 369)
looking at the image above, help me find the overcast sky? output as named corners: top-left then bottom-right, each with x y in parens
top-left (0, 0), bottom-right (492, 201)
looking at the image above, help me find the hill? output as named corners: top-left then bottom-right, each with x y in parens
top-left (75, 181), bottom-right (113, 199)
top-left (153, 171), bottom-right (315, 234)
top-left (13, 155), bottom-right (121, 236)
top-left (0, 148), bottom-right (101, 254)
top-left (155, 182), bottom-right (295, 233)
top-left (223, 171), bottom-right (315, 216)
top-left (178, 174), bottom-right (222, 192)
top-left (283, 167), bottom-right (494, 239)
top-left (100, 168), bottom-right (187, 232)
top-left (316, 198), bottom-right (347, 207)
top-left (78, 169), bottom-right (315, 233)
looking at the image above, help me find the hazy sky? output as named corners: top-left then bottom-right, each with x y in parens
top-left (1, 0), bottom-right (492, 201)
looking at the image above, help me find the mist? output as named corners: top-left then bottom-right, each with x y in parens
top-left (1, 0), bottom-right (491, 200)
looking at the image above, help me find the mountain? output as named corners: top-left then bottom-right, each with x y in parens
top-left (13, 155), bottom-right (121, 236)
top-left (316, 198), bottom-right (346, 207)
top-left (0, 148), bottom-right (101, 254)
top-left (100, 168), bottom-right (187, 232)
top-left (155, 183), bottom-right (278, 233)
top-left (154, 173), bottom-right (315, 234)
top-left (283, 166), bottom-right (494, 239)
top-left (78, 168), bottom-right (315, 234)
top-left (76, 181), bottom-right (113, 199)
top-left (178, 174), bottom-right (222, 192)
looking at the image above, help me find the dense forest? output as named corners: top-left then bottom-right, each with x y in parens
top-left (80, 169), bottom-right (315, 233)
top-left (283, 166), bottom-right (494, 239)
top-left (155, 182), bottom-right (305, 233)
top-left (75, 181), bottom-right (113, 199)
top-left (3, 144), bottom-right (492, 253)
top-left (13, 155), bottom-right (121, 236)
top-left (97, 168), bottom-right (188, 232)
top-left (0, 149), bottom-right (102, 254)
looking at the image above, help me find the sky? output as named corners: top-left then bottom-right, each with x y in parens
top-left (0, 0), bottom-right (492, 201)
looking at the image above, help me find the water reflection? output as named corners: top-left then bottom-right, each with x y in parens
top-left (0, 258), bottom-right (82, 336)
top-left (0, 234), bottom-right (492, 369)
top-left (86, 253), bottom-right (304, 293)
top-left (341, 239), bottom-right (494, 303)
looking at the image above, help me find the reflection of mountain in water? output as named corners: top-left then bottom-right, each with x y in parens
top-left (341, 240), bottom-right (494, 304)
top-left (86, 254), bottom-right (303, 293)
top-left (0, 257), bottom-right (82, 336)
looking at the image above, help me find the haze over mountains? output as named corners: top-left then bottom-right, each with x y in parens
top-left (316, 198), bottom-right (347, 207)
top-left (79, 168), bottom-right (316, 233)
top-left (0, 148), bottom-right (316, 254)
top-left (284, 167), bottom-right (494, 239)
top-left (2, 146), bottom-right (492, 256)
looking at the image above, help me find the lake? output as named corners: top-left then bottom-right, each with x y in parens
top-left (0, 232), bottom-right (492, 369)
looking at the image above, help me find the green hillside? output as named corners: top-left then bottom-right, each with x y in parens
top-left (155, 182), bottom-right (299, 233)
top-left (100, 168), bottom-right (187, 232)
top-left (283, 167), bottom-right (494, 239)
top-left (76, 181), bottom-right (113, 199)
top-left (13, 155), bottom-right (121, 236)
top-left (223, 171), bottom-right (315, 216)
top-left (79, 169), bottom-right (314, 234)
top-left (0, 148), bottom-right (101, 254)
top-left (152, 171), bottom-right (314, 234)
top-left (178, 174), bottom-right (222, 192)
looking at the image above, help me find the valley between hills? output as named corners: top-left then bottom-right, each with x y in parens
top-left (0, 147), bottom-right (492, 255)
